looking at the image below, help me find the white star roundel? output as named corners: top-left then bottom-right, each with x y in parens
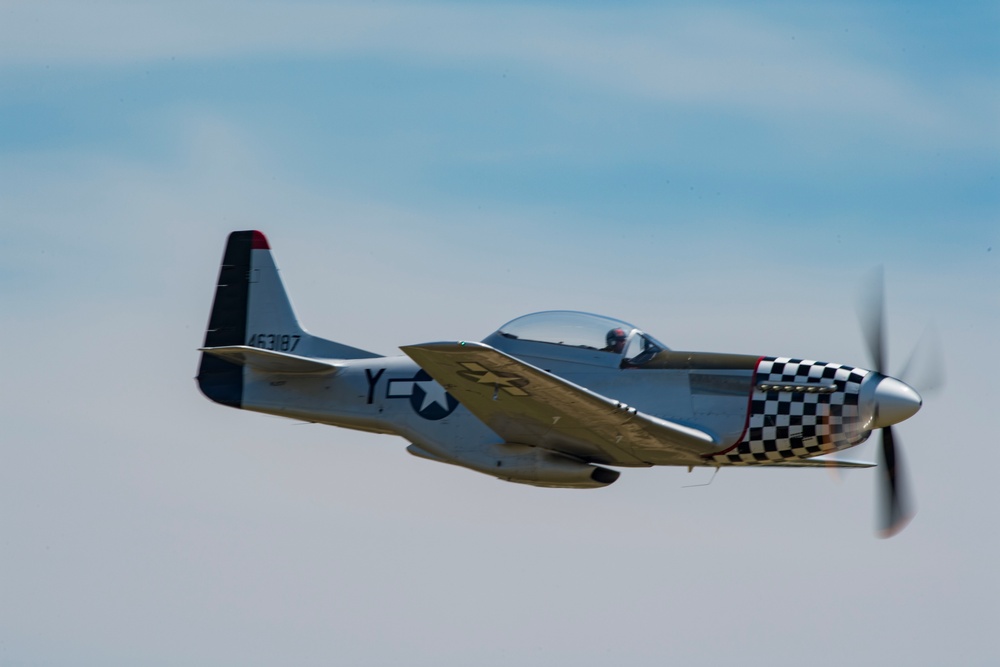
top-left (386, 370), bottom-right (460, 420)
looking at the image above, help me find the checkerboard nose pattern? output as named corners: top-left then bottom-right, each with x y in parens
top-left (715, 357), bottom-right (871, 465)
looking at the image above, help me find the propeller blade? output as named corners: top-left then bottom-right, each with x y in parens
top-left (857, 268), bottom-right (922, 537)
top-left (858, 267), bottom-right (887, 373)
top-left (877, 425), bottom-right (914, 538)
top-left (897, 324), bottom-right (946, 396)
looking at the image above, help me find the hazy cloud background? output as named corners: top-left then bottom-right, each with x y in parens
top-left (1, 2), bottom-right (997, 665)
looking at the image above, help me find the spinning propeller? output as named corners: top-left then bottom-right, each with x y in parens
top-left (858, 269), bottom-right (944, 538)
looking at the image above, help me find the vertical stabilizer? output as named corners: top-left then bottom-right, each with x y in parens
top-left (197, 230), bottom-right (380, 408)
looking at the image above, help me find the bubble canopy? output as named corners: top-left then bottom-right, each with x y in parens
top-left (491, 310), bottom-right (668, 356)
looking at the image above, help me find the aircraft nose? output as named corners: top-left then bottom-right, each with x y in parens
top-left (869, 376), bottom-right (922, 429)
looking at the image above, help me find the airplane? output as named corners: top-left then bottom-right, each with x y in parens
top-left (197, 230), bottom-right (926, 537)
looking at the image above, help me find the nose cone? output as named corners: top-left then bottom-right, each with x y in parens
top-left (871, 376), bottom-right (922, 429)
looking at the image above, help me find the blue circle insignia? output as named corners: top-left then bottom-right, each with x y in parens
top-left (408, 370), bottom-right (459, 420)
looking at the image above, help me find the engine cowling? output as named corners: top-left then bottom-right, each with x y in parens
top-left (407, 442), bottom-right (619, 489)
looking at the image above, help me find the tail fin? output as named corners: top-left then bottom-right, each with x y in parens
top-left (197, 230), bottom-right (380, 408)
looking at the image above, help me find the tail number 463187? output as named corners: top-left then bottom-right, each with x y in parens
top-left (248, 333), bottom-right (301, 352)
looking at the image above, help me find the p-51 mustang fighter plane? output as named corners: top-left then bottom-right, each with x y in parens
top-left (198, 231), bottom-right (925, 536)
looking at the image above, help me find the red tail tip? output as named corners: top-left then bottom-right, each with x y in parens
top-left (251, 230), bottom-right (270, 250)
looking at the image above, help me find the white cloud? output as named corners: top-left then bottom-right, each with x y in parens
top-left (2, 2), bottom-right (995, 148)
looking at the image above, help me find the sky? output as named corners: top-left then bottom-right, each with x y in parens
top-left (1, 1), bottom-right (997, 665)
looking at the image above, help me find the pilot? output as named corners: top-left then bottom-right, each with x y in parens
top-left (603, 327), bottom-right (627, 353)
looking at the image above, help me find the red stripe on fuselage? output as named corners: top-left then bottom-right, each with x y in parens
top-left (703, 355), bottom-right (764, 458)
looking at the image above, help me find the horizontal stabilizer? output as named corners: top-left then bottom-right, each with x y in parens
top-left (756, 458), bottom-right (875, 468)
top-left (200, 345), bottom-right (340, 374)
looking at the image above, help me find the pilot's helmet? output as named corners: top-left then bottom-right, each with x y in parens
top-left (606, 328), bottom-right (627, 346)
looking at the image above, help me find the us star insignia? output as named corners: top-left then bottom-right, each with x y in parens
top-left (457, 362), bottom-right (530, 396)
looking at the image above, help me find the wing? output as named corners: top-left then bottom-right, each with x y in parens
top-left (401, 342), bottom-right (718, 467)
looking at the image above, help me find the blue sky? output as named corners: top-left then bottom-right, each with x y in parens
top-left (1, 2), bottom-right (997, 665)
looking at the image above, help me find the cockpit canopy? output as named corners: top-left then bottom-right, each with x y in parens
top-left (486, 311), bottom-right (668, 365)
